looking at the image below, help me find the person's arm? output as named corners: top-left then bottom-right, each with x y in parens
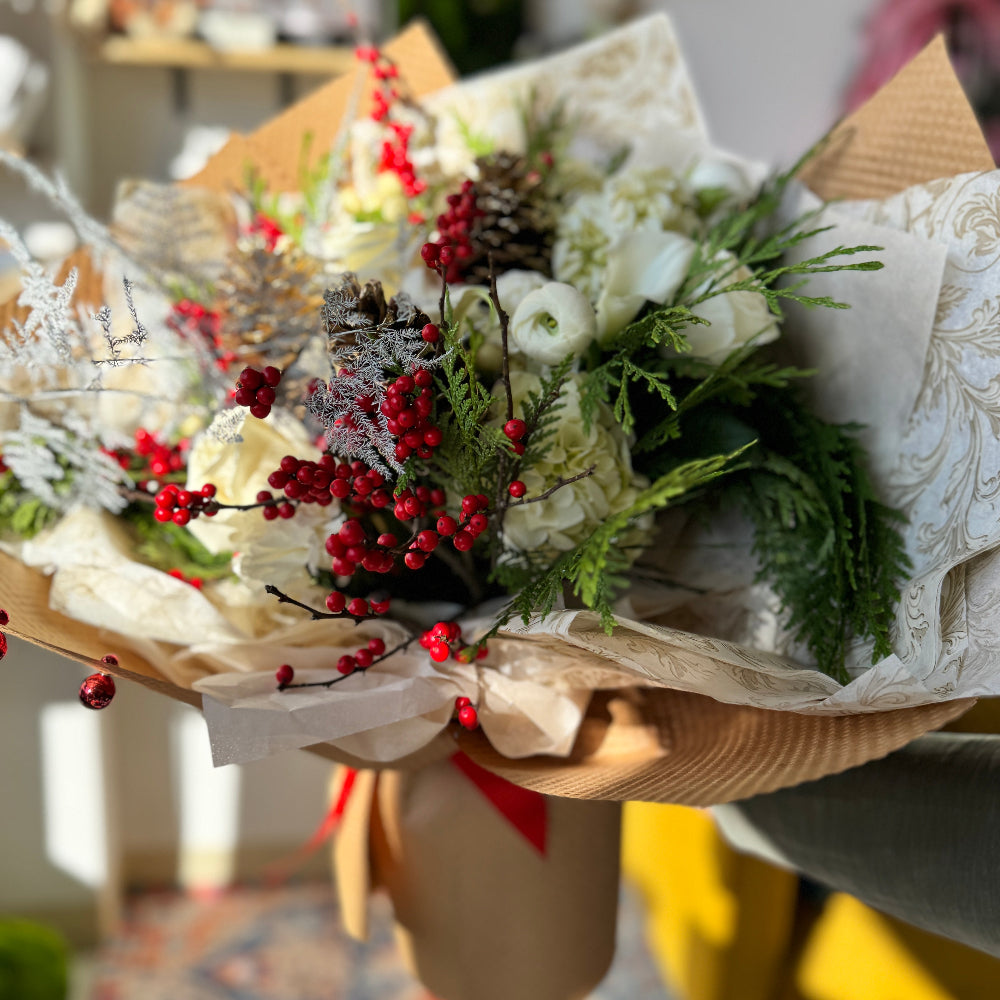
top-left (714, 733), bottom-right (1000, 957)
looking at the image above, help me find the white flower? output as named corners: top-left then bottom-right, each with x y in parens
top-left (684, 255), bottom-right (779, 362)
top-left (185, 408), bottom-right (330, 594)
top-left (594, 229), bottom-right (695, 342)
top-left (552, 191), bottom-right (613, 302)
top-left (605, 167), bottom-right (698, 235)
top-left (509, 282), bottom-right (597, 365)
top-left (501, 372), bottom-right (649, 556)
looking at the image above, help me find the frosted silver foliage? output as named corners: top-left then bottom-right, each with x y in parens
top-left (3, 409), bottom-right (129, 513)
top-left (317, 276), bottom-right (442, 475)
top-left (205, 408), bottom-right (246, 445)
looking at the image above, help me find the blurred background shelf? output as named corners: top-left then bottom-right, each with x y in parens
top-left (95, 35), bottom-right (356, 75)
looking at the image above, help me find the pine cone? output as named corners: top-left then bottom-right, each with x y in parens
top-left (437, 153), bottom-right (555, 284)
top-left (215, 246), bottom-right (325, 371)
top-left (323, 273), bottom-right (430, 349)
top-left (469, 153), bottom-right (554, 280)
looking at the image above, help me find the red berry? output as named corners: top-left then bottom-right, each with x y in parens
top-left (508, 480), bottom-right (527, 498)
top-left (172, 509), bottom-right (191, 526)
top-left (420, 242), bottom-right (440, 264)
top-left (339, 519), bottom-right (366, 545)
top-left (239, 367), bottom-right (263, 390)
top-left (453, 530), bottom-right (474, 551)
top-left (513, 442), bottom-right (525, 455)
top-left (376, 532), bottom-right (398, 548)
top-left (326, 592), bottom-right (346, 613)
top-left (436, 515), bottom-right (457, 536)
top-left (0, 610), bottom-right (8, 626)
top-left (255, 385), bottom-right (277, 406)
top-left (337, 655), bottom-right (356, 675)
top-left (457, 705), bottom-right (479, 730)
top-left (262, 366), bottom-right (282, 387)
top-left (421, 323), bottom-right (440, 343)
top-left (476, 645), bottom-right (489, 660)
top-left (416, 530), bottom-right (439, 552)
top-left (429, 641), bottom-right (450, 662)
top-left (404, 550), bottom-right (426, 570)
top-left (370, 598), bottom-right (391, 614)
top-left (275, 663), bottom-right (294, 686)
top-left (414, 368), bottom-right (433, 387)
top-left (79, 673), bottom-right (115, 710)
top-left (277, 503), bottom-right (295, 519)
top-left (250, 403), bottom-right (271, 419)
top-left (201, 483), bottom-right (217, 498)
top-left (455, 696), bottom-right (472, 709)
top-left (154, 507), bottom-right (172, 523)
top-left (423, 426), bottom-right (443, 447)
top-left (439, 244), bottom-right (455, 266)
top-left (347, 597), bottom-right (369, 617)
top-left (468, 513), bottom-right (488, 535)
top-left (503, 419), bottom-right (527, 441)
top-left (354, 648), bottom-right (374, 668)
top-left (262, 505), bottom-right (279, 520)
top-left (368, 637), bottom-right (386, 655)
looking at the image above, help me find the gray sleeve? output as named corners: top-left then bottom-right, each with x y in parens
top-left (713, 733), bottom-right (1000, 957)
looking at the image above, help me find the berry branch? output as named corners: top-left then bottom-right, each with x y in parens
top-left (276, 634), bottom-right (418, 690)
top-left (508, 466), bottom-right (596, 506)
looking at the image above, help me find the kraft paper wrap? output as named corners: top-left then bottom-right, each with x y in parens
top-left (0, 30), bottom-right (986, 798)
top-left (332, 762), bottom-right (621, 1000)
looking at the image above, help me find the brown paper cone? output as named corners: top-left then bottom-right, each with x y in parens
top-left (800, 35), bottom-right (994, 201)
top-left (363, 760), bottom-right (620, 1000)
top-left (456, 691), bottom-right (975, 807)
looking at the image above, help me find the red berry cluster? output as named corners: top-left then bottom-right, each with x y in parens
top-left (419, 620), bottom-right (489, 665)
top-left (249, 213), bottom-right (284, 252)
top-left (260, 455), bottom-right (391, 520)
top-left (234, 366), bottom-right (282, 419)
top-left (336, 635), bottom-right (388, 676)
top-left (170, 298), bottom-right (221, 341)
top-left (153, 482), bottom-right (219, 526)
top-left (391, 483), bottom-right (447, 524)
top-left (420, 179), bottom-right (480, 283)
top-left (454, 695), bottom-right (479, 730)
top-left (377, 368), bottom-right (441, 463)
top-left (355, 46), bottom-right (426, 199)
top-left (434, 493), bottom-right (491, 553)
top-left (135, 428), bottom-right (188, 479)
top-left (168, 568), bottom-right (204, 589)
top-left (168, 300), bottom-right (234, 372)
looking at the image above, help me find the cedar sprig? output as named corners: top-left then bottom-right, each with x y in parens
top-left (723, 388), bottom-right (909, 681)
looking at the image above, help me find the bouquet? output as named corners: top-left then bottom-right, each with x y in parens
top-left (0, 17), bottom-right (995, 1000)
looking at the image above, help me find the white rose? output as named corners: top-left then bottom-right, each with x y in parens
top-left (595, 229), bottom-right (695, 342)
top-left (501, 372), bottom-right (649, 557)
top-left (509, 282), bottom-right (597, 365)
top-left (685, 256), bottom-right (779, 362)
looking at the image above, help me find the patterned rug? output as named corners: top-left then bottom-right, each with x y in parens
top-left (84, 883), bottom-right (669, 999)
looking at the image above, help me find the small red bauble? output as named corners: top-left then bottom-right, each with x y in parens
top-left (79, 673), bottom-right (116, 710)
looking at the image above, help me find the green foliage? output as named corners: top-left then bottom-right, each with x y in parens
top-left (123, 506), bottom-right (233, 581)
top-left (517, 355), bottom-right (574, 466)
top-left (0, 919), bottom-right (68, 1000)
top-left (492, 449), bottom-right (746, 635)
top-left (432, 323), bottom-right (506, 496)
top-left (0, 473), bottom-right (58, 539)
top-left (723, 389), bottom-right (909, 681)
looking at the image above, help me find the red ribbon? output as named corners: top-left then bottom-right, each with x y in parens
top-left (284, 751), bottom-right (548, 875)
top-left (450, 751), bottom-right (548, 856)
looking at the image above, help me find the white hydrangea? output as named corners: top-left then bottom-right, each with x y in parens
top-left (501, 372), bottom-right (649, 556)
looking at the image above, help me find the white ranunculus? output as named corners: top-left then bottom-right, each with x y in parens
top-left (501, 372), bottom-right (649, 556)
top-left (685, 257), bottom-right (779, 362)
top-left (509, 282), bottom-right (597, 365)
top-left (595, 229), bottom-right (695, 342)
